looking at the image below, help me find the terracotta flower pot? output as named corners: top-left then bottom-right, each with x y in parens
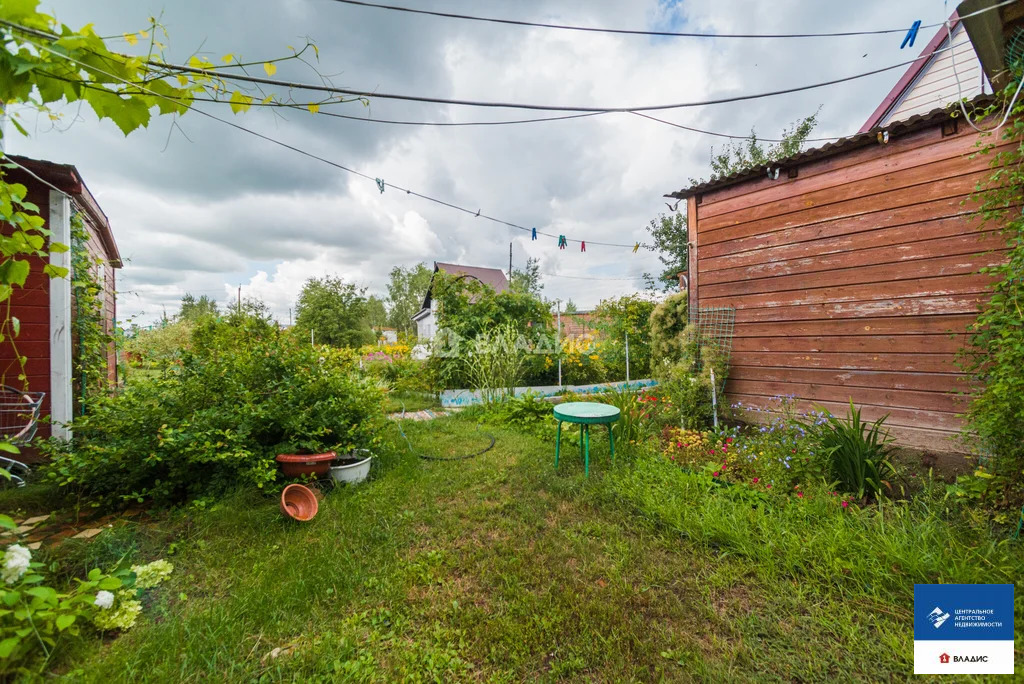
top-left (280, 484), bottom-right (318, 521)
top-left (275, 451), bottom-right (336, 477)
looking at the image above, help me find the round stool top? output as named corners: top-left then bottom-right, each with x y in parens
top-left (553, 401), bottom-right (621, 424)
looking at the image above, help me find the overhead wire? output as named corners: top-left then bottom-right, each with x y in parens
top-left (0, 18), bottom-right (987, 114)
top-left (325, 0), bottom-right (1018, 40)
top-left (23, 36), bottom-right (637, 249)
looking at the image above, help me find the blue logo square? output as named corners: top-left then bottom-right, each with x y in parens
top-left (914, 584), bottom-right (1014, 641)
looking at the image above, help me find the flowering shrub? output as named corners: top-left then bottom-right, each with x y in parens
top-left (0, 546), bottom-right (172, 675)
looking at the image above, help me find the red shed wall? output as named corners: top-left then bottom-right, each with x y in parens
top-left (690, 120), bottom-right (1007, 451)
top-left (0, 182), bottom-right (52, 438)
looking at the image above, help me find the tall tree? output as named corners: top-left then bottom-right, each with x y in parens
top-left (177, 293), bottom-right (218, 321)
top-left (563, 299), bottom-right (578, 314)
top-left (294, 277), bottom-right (374, 348)
top-left (510, 257), bottom-right (543, 296)
top-left (385, 263), bottom-right (433, 334)
top-left (365, 295), bottom-right (388, 330)
top-left (644, 211), bottom-right (688, 290)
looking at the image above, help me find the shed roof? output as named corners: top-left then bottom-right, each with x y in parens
top-left (6, 155), bottom-right (122, 268)
top-left (665, 95), bottom-right (992, 202)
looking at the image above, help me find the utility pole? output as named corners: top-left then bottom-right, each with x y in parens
top-left (508, 242), bottom-right (513, 282)
top-left (288, 307), bottom-right (292, 327)
top-left (237, 285), bottom-right (241, 315)
top-left (556, 299), bottom-right (562, 388)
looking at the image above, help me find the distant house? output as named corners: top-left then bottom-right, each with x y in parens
top-left (412, 262), bottom-right (508, 341)
top-left (377, 327), bottom-right (398, 345)
top-left (0, 156), bottom-right (121, 440)
top-left (859, 9), bottom-right (989, 132)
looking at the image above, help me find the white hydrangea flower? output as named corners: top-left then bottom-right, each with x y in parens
top-left (94, 590), bottom-right (115, 610)
top-left (2, 544), bottom-right (31, 585)
top-left (130, 559), bottom-right (174, 589)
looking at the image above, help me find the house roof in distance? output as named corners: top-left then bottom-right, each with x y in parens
top-left (417, 261), bottom-right (510, 313)
top-left (6, 155), bottom-right (122, 268)
top-left (433, 262), bottom-right (509, 292)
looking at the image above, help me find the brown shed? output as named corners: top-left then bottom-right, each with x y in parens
top-left (666, 103), bottom-right (1006, 452)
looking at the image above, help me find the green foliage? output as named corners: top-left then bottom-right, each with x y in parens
top-left (70, 213), bottom-right (113, 412)
top-left (294, 276), bottom-right (375, 348)
top-left (431, 272), bottom-right (551, 389)
top-left (698, 109), bottom-right (821, 183)
top-left (959, 86), bottom-right (1024, 508)
top-left (462, 324), bottom-right (529, 405)
top-left (123, 320), bottom-right (193, 371)
top-left (657, 324), bottom-right (730, 429)
top-left (43, 314), bottom-right (386, 508)
top-left (176, 293), bottom-right (217, 322)
top-left (562, 299), bottom-right (578, 314)
top-left (802, 402), bottom-right (895, 501)
top-left (591, 294), bottom-right (655, 379)
top-left (649, 291), bottom-right (689, 369)
top-left (365, 295), bottom-right (389, 331)
top-left (385, 263), bottom-right (432, 335)
top-left (593, 386), bottom-right (662, 446)
top-left (0, 544), bottom-right (168, 676)
top-left (643, 212), bottom-right (688, 289)
top-left (509, 257), bottom-right (543, 296)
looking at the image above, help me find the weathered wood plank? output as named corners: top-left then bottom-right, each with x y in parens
top-left (701, 252), bottom-right (1004, 299)
top-left (701, 153), bottom-right (995, 234)
top-left (728, 365), bottom-right (970, 393)
top-left (699, 196), bottom-right (973, 260)
top-left (701, 223), bottom-right (1000, 280)
top-left (732, 315), bottom-right (978, 337)
top-left (702, 273), bottom-right (996, 310)
top-left (700, 132), bottom-right (1004, 220)
top-left (732, 295), bottom-right (987, 322)
top-left (699, 169), bottom-right (990, 248)
top-left (727, 378), bottom-right (965, 413)
top-left (728, 392), bottom-right (962, 431)
top-left (729, 351), bottom-right (958, 373)
top-left (731, 333), bottom-right (966, 355)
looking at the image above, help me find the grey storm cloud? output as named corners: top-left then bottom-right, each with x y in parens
top-left (8, 0), bottom-right (948, 323)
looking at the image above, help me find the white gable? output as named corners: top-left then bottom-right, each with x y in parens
top-left (882, 22), bottom-right (988, 127)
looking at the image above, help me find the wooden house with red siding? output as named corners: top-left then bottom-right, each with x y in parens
top-left (665, 101), bottom-right (1008, 452)
top-left (0, 156), bottom-right (121, 440)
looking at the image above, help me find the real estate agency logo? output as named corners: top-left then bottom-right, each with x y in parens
top-left (938, 652), bottom-right (989, 665)
top-left (928, 606), bottom-right (950, 629)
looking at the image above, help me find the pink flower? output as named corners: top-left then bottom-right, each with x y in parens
top-left (841, 501), bottom-right (849, 508)
top-left (712, 471), bottom-right (720, 477)
top-left (677, 442), bottom-right (683, 448)
top-left (752, 477), bottom-right (760, 484)
top-left (765, 484), bottom-right (772, 489)
top-left (796, 492), bottom-right (804, 498)
top-left (721, 447), bottom-right (727, 453)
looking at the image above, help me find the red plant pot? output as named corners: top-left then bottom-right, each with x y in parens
top-left (275, 451), bottom-right (337, 477)
top-left (280, 484), bottom-right (319, 521)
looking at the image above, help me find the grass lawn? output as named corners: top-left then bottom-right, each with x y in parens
top-left (383, 390), bottom-right (441, 414)
top-left (5, 414), bottom-right (1022, 681)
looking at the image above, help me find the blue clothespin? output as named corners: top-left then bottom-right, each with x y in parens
top-left (375, 178), bottom-right (385, 193)
top-left (531, 227), bottom-right (537, 241)
top-left (900, 20), bottom-right (921, 49)
top-left (557, 235), bottom-right (567, 250)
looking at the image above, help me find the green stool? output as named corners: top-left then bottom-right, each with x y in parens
top-left (553, 402), bottom-right (620, 477)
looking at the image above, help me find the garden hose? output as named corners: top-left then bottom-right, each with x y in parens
top-left (395, 403), bottom-right (496, 461)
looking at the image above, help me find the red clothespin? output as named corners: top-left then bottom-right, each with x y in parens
top-left (580, 241), bottom-right (586, 252)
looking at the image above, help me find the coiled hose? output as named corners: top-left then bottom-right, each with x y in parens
top-left (395, 403), bottom-right (496, 461)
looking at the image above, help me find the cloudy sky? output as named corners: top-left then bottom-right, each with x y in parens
top-left (9, 0), bottom-right (950, 325)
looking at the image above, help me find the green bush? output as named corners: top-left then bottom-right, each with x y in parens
top-left (43, 314), bottom-right (386, 508)
top-left (648, 291), bottom-right (689, 370)
top-left (803, 401), bottom-right (895, 501)
top-left (658, 324), bottom-right (730, 429)
top-left (591, 294), bottom-right (656, 380)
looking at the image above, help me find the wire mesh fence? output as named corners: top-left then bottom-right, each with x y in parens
top-left (688, 306), bottom-right (736, 390)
